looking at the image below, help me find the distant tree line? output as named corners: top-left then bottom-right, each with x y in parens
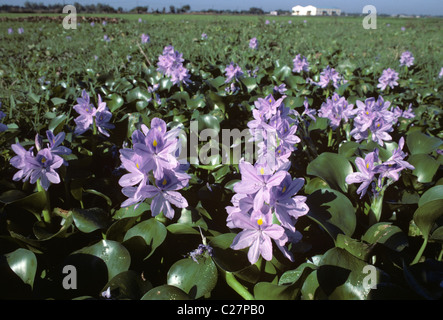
top-left (0, 2), bottom-right (279, 15)
top-left (0, 2), bottom-right (193, 14)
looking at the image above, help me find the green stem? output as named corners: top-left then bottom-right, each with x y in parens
top-left (37, 180), bottom-right (51, 224)
top-left (412, 236), bottom-right (428, 265)
top-left (369, 188), bottom-right (385, 225)
top-left (224, 272), bottom-right (255, 300)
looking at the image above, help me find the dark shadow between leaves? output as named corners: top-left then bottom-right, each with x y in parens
top-left (317, 265), bottom-right (351, 297)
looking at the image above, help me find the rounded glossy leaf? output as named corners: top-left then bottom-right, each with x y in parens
top-left (406, 131), bottom-right (442, 155)
top-left (318, 248), bottom-right (382, 300)
top-left (362, 222), bottom-right (408, 252)
top-left (141, 285), bottom-right (190, 300)
top-left (113, 202), bottom-right (150, 219)
top-left (167, 256), bottom-right (218, 299)
top-left (123, 218), bottom-right (167, 259)
top-left (102, 270), bottom-right (152, 300)
top-left (408, 154), bottom-right (439, 183)
top-left (413, 199), bottom-right (443, 239)
top-left (72, 240), bottom-right (131, 281)
top-left (4, 248), bottom-right (37, 289)
top-left (72, 207), bottom-right (111, 233)
top-left (418, 185), bottom-right (443, 207)
top-left (307, 152), bottom-right (353, 193)
top-left (306, 188), bottom-right (356, 241)
top-left (253, 281), bottom-right (298, 300)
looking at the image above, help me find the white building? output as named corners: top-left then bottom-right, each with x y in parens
top-left (291, 5), bottom-right (317, 16)
top-left (291, 5), bottom-right (341, 16)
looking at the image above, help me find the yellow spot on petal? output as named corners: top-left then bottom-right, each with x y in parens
top-left (257, 218), bottom-right (263, 226)
top-left (269, 98), bottom-right (272, 103)
top-left (41, 157), bottom-right (46, 164)
top-left (282, 186), bottom-right (286, 193)
top-left (136, 163), bottom-right (140, 169)
top-left (366, 163), bottom-right (369, 169)
top-left (260, 167), bottom-right (265, 175)
top-left (153, 140), bottom-right (158, 147)
top-left (162, 178), bottom-right (167, 185)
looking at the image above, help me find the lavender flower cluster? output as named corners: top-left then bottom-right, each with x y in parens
top-left (350, 96), bottom-right (414, 146)
top-left (73, 90), bottom-right (115, 137)
top-left (226, 94), bottom-right (308, 265)
top-left (10, 130), bottom-right (71, 191)
top-left (0, 102), bottom-right (8, 132)
top-left (156, 45), bottom-right (191, 87)
top-left (346, 137), bottom-right (415, 199)
top-left (118, 118), bottom-right (190, 219)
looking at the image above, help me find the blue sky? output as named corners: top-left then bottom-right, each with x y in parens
top-left (1, 0), bottom-right (442, 15)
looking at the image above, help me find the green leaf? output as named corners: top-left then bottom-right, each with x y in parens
top-left (106, 93), bottom-right (124, 112)
top-left (4, 248), bottom-right (37, 289)
top-left (102, 270), bottom-right (152, 300)
top-left (167, 256), bottom-right (218, 299)
top-left (406, 131), bottom-right (443, 155)
top-left (113, 202), bottom-right (150, 219)
top-left (408, 154), bottom-right (439, 183)
top-left (141, 285), bottom-right (190, 300)
top-left (306, 188), bottom-right (356, 241)
top-left (72, 207), bottom-right (111, 233)
top-left (413, 199), bottom-right (443, 240)
top-left (362, 222), bottom-right (409, 252)
top-left (253, 281), bottom-right (298, 300)
top-left (71, 240), bottom-right (131, 281)
top-left (418, 185), bottom-right (443, 207)
top-left (317, 247), bottom-right (381, 299)
top-left (50, 97), bottom-right (67, 106)
top-left (48, 114), bottom-right (68, 133)
top-left (123, 218), bottom-right (167, 259)
top-left (307, 152), bottom-right (353, 193)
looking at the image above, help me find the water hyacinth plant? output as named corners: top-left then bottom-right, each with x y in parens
top-left (0, 15), bottom-right (441, 301)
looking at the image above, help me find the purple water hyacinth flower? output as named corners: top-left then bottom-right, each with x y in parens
top-left (156, 45), bottom-right (190, 87)
top-left (376, 137), bottom-right (415, 182)
top-left (133, 117), bottom-right (180, 180)
top-left (270, 173), bottom-right (309, 232)
top-left (253, 94), bottom-right (285, 121)
top-left (265, 20), bottom-right (270, 25)
top-left (0, 103), bottom-right (7, 132)
top-left (95, 94), bottom-right (115, 137)
top-left (27, 148), bottom-right (64, 191)
top-left (233, 160), bottom-right (287, 211)
top-left (350, 96), bottom-right (396, 146)
top-left (230, 205), bottom-right (287, 264)
top-left (292, 54), bottom-right (309, 73)
top-left (273, 83), bottom-right (287, 95)
top-left (142, 169), bottom-right (189, 219)
top-left (170, 64), bottom-right (191, 86)
top-left (302, 98), bottom-right (317, 122)
top-left (10, 143), bottom-right (34, 182)
top-left (201, 33), bottom-right (208, 40)
top-left (224, 62), bottom-right (244, 83)
top-left (8, 28), bottom-right (13, 34)
top-left (18, 27), bottom-right (24, 34)
top-left (73, 91), bottom-right (114, 136)
top-left (399, 51), bottom-right (414, 67)
top-left (249, 37), bottom-right (258, 49)
top-left (402, 104), bottom-right (415, 119)
top-left (345, 150), bottom-right (379, 198)
top-left (141, 33), bottom-right (150, 44)
top-left (439, 67), bottom-right (443, 78)
top-left (312, 65), bottom-right (346, 89)
top-left (318, 93), bottom-right (355, 129)
top-left (377, 68), bottom-right (399, 91)
top-left (73, 90), bottom-right (96, 135)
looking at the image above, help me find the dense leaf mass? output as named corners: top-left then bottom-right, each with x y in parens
top-left (0, 14), bottom-right (442, 300)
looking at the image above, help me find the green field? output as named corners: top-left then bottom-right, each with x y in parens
top-left (0, 13), bottom-right (442, 301)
